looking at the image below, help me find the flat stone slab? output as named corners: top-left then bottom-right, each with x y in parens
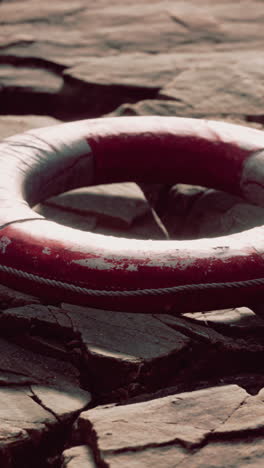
top-left (76, 384), bottom-right (250, 466)
top-left (35, 203), bottom-right (97, 233)
top-left (0, 115), bottom-right (59, 140)
top-left (1, 1), bottom-right (263, 68)
top-left (0, 336), bottom-right (91, 466)
top-left (46, 182), bottom-right (151, 228)
top-left (62, 445), bottom-right (96, 468)
top-left (0, 283), bottom-right (40, 308)
top-left (178, 437), bottom-right (264, 468)
top-left (0, 65), bottom-right (63, 116)
top-left (1, 1), bottom-right (264, 120)
top-left (0, 303), bottom-right (190, 396)
top-left (175, 187), bottom-right (264, 239)
top-left (184, 307), bottom-right (264, 336)
top-left (0, 65), bottom-right (62, 94)
top-left (64, 52), bottom-right (181, 89)
top-left (38, 182), bottom-right (168, 239)
top-left (107, 97), bottom-right (264, 126)
top-left (159, 53), bottom-right (264, 119)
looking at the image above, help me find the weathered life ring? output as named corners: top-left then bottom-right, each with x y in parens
top-left (0, 116), bottom-right (264, 313)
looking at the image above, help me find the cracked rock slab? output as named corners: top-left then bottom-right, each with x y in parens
top-left (0, 302), bottom-right (190, 396)
top-left (0, 335), bottom-right (91, 465)
top-left (102, 444), bottom-right (188, 468)
top-left (77, 384), bottom-right (248, 466)
top-left (0, 65), bottom-right (64, 116)
top-left (149, 183), bottom-right (264, 240)
top-left (63, 51), bottom-right (184, 89)
top-left (214, 388), bottom-right (264, 435)
top-left (179, 188), bottom-right (264, 239)
top-left (0, 283), bottom-right (40, 309)
top-left (46, 182), bottom-right (151, 229)
top-left (178, 437), bottom-right (264, 468)
top-left (159, 54), bottom-right (264, 119)
top-left (61, 303), bottom-right (190, 394)
top-left (1, 0), bottom-right (263, 70)
top-left (184, 307), bottom-right (264, 337)
top-left (107, 98), bottom-right (264, 129)
top-left (0, 384), bottom-right (89, 467)
top-left (62, 445), bottom-right (96, 468)
top-left (0, 64), bottom-right (62, 94)
top-left (35, 203), bottom-right (97, 233)
top-left (0, 115), bottom-right (59, 140)
top-left (37, 182), bottom-right (167, 239)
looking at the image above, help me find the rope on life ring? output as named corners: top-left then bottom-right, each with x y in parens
top-left (0, 116), bottom-right (263, 313)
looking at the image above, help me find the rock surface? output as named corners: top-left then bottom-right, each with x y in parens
top-left (0, 115), bottom-right (59, 140)
top-left (1, 1), bottom-right (264, 466)
top-left (46, 182), bottom-right (154, 228)
top-left (0, 336), bottom-right (91, 467)
top-left (62, 445), bottom-right (96, 468)
top-left (75, 384), bottom-right (264, 467)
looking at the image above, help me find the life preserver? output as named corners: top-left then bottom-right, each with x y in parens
top-left (0, 116), bottom-right (264, 313)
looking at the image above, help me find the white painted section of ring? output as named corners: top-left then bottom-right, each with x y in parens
top-left (72, 257), bottom-right (140, 271)
top-left (0, 120), bottom-right (94, 224)
top-left (42, 247), bottom-right (51, 255)
top-left (0, 236), bottom-right (11, 254)
top-left (126, 264), bottom-right (139, 271)
top-left (72, 258), bottom-right (123, 270)
top-left (71, 243), bottom-right (255, 272)
top-left (17, 218), bottom-right (264, 265)
top-left (207, 121), bottom-right (264, 152)
top-left (27, 120), bottom-right (93, 161)
top-left (241, 150), bottom-right (264, 206)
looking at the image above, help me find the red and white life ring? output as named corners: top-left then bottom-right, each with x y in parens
top-left (0, 116), bottom-right (264, 313)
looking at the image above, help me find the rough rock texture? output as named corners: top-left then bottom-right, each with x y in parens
top-left (1, 1), bottom-right (264, 466)
top-left (62, 445), bottom-right (96, 468)
top-left (0, 302), bottom-right (190, 397)
top-left (158, 184), bottom-right (264, 239)
top-left (0, 115), bottom-right (59, 140)
top-left (75, 384), bottom-right (264, 467)
top-left (36, 183), bottom-right (168, 239)
top-left (0, 336), bottom-right (91, 467)
top-left (46, 182), bottom-right (156, 228)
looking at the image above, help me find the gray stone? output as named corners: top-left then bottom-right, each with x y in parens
top-left (0, 115), bottom-right (59, 140)
top-left (77, 385), bottom-right (248, 465)
top-left (61, 303), bottom-right (190, 392)
top-left (35, 203), bottom-right (97, 233)
top-left (1, 1), bottom-right (263, 68)
top-left (107, 99), bottom-right (264, 128)
top-left (46, 183), bottom-right (151, 228)
top-left (0, 64), bottom-right (62, 93)
top-left (0, 64), bottom-right (63, 116)
top-left (62, 445), bottom-right (96, 468)
top-left (37, 183), bottom-right (168, 239)
top-left (104, 445), bottom-right (187, 468)
top-left (174, 188), bottom-right (264, 239)
top-left (0, 283), bottom-right (40, 308)
top-left (159, 54), bottom-right (264, 120)
top-left (184, 307), bottom-right (264, 332)
top-left (0, 302), bottom-right (189, 395)
top-left (179, 437), bottom-right (264, 468)
top-left (63, 52), bottom-right (182, 90)
top-left (0, 338), bottom-right (91, 465)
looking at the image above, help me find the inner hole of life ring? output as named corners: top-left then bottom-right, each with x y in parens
top-left (33, 181), bottom-right (264, 241)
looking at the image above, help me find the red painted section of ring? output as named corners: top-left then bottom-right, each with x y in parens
top-left (85, 118), bottom-right (257, 194)
top-left (1, 220), bottom-right (264, 291)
